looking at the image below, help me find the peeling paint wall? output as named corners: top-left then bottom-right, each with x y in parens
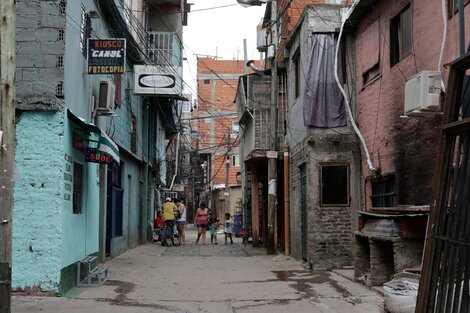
top-left (13, 111), bottom-right (65, 292)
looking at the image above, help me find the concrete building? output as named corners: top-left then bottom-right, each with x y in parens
top-left (282, 4), bottom-right (361, 268)
top-left (13, 0), bottom-right (188, 294)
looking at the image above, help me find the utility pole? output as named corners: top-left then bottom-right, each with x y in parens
top-left (267, 0), bottom-right (278, 255)
top-left (224, 131), bottom-right (231, 217)
top-left (0, 1), bottom-right (15, 312)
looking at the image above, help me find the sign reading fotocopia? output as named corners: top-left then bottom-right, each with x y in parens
top-left (87, 39), bottom-right (126, 74)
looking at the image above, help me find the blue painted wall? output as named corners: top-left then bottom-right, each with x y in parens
top-left (13, 111), bottom-right (65, 292)
top-left (61, 115), bottom-right (100, 267)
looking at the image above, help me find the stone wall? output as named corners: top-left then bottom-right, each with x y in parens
top-left (16, 0), bottom-right (65, 110)
top-left (12, 111), bottom-right (65, 292)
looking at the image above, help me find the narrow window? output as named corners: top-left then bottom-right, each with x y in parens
top-left (321, 165), bottom-right (349, 206)
top-left (448, 0), bottom-right (470, 17)
top-left (56, 55), bottom-right (64, 69)
top-left (73, 162), bottom-right (83, 214)
top-left (58, 29), bottom-right (65, 41)
top-left (232, 155), bottom-right (240, 167)
top-left (371, 175), bottom-right (396, 207)
top-left (294, 52), bottom-right (301, 99)
top-left (204, 79), bottom-right (210, 85)
top-left (58, 0), bottom-right (67, 14)
top-left (131, 114), bottom-right (137, 153)
top-left (390, 5), bottom-right (412, 66)
top-left (56, 81), bottom-right (64, 98)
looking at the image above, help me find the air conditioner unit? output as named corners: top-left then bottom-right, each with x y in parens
top-left (404, 71), bottom-right (441, 116)
top-left (97, 80), bottom-right (115, 114)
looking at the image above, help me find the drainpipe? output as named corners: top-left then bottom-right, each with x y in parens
top-left (459, 0), bottom-right (465, 56)
top-left (283, 146), bottom-right (290, 256)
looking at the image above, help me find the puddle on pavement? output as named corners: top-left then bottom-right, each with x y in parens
top-left (273, 270), bottom-right (356, 304)
top-left (99, 280), bottom-right (186, 311)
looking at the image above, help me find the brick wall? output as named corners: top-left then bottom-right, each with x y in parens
top-left (289, 130), bottom-right (360, 268)
top-left (195, 58), bottom-right (252, 187)
top-left (352, 0), bottom-right (469, 208)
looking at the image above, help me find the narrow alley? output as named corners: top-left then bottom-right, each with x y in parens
top-left (12, 227), bottom-right (384, 313)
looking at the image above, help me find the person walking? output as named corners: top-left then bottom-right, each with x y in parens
top-left (161, 197), bottom-right (178, 246)
top-left (224, 213), bottom-right (234, 245)
top-left (194, 202), bottom-right (209, 245)
top-left (175, 198), bottom-right (187, 245)
top-left (209, 216), bottom-right (218, 245)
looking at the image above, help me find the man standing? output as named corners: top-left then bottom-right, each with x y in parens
top-left (161, 197), bottom-right (178, 246)
top-left (175, 199), bottom-right (187, 244)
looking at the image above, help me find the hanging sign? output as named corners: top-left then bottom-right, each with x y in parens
top-left (266, 151), bottom-right (278, 159)
top-left (87, 38), bottom-right (126, 74)
top-left (85, 148), bottom-right (113, 164)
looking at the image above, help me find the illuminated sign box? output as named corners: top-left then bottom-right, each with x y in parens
top-left (87, 38), bottom-right (126, 74)
top-left (134, 65), bottom-right (182, 96)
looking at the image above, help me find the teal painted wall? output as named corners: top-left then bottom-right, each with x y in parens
top-left (13, 111), bottom-right (65, 292)
top-left (61, 115), bottom-right (100, 268)
top-left (109, 158), bottom-right (141, 257)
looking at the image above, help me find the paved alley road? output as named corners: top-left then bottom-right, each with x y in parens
top-left (12, 227), bottom-right (384, 313)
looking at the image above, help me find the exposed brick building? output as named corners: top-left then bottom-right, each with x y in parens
top-left (194, 58), bottom-right (257, 218)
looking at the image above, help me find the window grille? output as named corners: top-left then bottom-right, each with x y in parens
top-left (73, 162), bottom-right (83, 214)
top-left (371, 175), bottom-right (396, 207)
top-left (56, 81), bottom-right (64, 98)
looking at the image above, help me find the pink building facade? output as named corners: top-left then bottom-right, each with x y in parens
top-left (347, 0), bottom-right (470, 285)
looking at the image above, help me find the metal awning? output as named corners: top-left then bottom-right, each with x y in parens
top-left (67, 109), bottom-right (120, 164)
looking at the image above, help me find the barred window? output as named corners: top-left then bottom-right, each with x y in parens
top-left (73, 162), bottom-right (83, 214)
top-left (58, 0), bottom-right (66, 14)
top-left (371, 175), bottom-right (396, 207)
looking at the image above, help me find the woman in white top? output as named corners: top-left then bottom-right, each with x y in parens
top-left (175, 199), bottom-right (187, 244)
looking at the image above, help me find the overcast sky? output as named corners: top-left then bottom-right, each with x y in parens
top-left (182, 0), bottom-right (266, 100)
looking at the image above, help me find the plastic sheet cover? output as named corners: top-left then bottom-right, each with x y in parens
top-left (303, 34), bottom-right (346, 128)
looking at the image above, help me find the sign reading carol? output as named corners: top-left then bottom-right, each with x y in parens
top-left (88, 38), bottom-right (126, 74)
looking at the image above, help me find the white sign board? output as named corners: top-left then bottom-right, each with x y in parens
top-left (266, 151), bottom-right (278, 159)
top-left (134, 65), bottom-right (182, 95)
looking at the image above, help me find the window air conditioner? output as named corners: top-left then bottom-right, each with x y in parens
top-left (97, 80), bottom-right (115, 114)
top-left (404, 71), bottom-right (441, 116)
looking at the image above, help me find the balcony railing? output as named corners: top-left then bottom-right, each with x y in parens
top-left (146, 32), bottom-right (182, 67)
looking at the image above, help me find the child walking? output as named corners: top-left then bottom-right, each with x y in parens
top-left (224, 213), bottom-right (234, 245)
top-left (210, 217), bottom-right (218, 245)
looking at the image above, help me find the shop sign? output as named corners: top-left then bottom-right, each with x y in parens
top-left (134, 65), bottom-right (182, 95)
top-left (87, 39), bottom-right (126, 74)
top-left (85, 148), bottom-right (113, 164)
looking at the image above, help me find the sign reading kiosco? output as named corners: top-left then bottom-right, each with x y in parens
top-left (134, 65), bottom-right (182, 95)
top-left (88, 39), bottom-right (126, 74)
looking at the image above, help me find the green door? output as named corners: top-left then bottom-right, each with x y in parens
top-left (300, 166), bottom-right (308, 261)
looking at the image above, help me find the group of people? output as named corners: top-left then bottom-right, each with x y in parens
top-left (194, 202), bottom-right (234, 245)
top-left (154, 197), bottom-right (187, 246)
top-left (154, 199), bottom-right (234, 246)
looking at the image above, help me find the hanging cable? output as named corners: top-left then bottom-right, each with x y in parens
top-left (438, 0), bottom-right (448, 92)
top-left (334, 1), bottom-right (378, 173)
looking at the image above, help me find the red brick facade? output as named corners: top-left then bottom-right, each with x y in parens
top-left (195, 58), bottom-right (257, 187)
